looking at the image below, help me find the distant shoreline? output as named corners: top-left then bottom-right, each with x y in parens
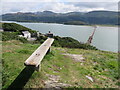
top-left (1, 20), bottom-right (118, 27)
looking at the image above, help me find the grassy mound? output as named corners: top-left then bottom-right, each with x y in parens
top-left (2, 23), bottom-right (36, 33)
top-left (2, 40), bottom-right (118, 88)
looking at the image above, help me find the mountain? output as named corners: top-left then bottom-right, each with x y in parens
top-left (35, 11), bottom-right (57, 16)
top-left (83, 11), bottom-right (118, 25)
top-left (1, 10), bottom-right (119, 25)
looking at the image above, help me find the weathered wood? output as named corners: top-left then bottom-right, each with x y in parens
top-left (24, 38), bottom-right (54, 69)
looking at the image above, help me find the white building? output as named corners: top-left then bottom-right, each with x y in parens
top-left (18, 31), bottom-right (37, 41)
top-left (0, 28), bottom-right (3, 32)
top-left (22, 31), bottom-right (31, 38)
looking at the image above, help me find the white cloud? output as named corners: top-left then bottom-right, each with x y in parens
top-left (1, 1), bottom-right (118, 14)
top-left (2, 0), bottom-right (58, 2)
top-left (61, 0), bottom-right (119, 2)
top-left (82, 8), bottom-right (106, 12)
top-left (2, 0), bottom-right (119, 2)
top-left (71, 2), bottom-right (118, 12)
top-left (40, 2), bottom-right (80, 13)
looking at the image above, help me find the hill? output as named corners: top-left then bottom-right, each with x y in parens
top-left (1, 22), bottom-right (118, 89)
top-left (2, 40), bottom-right (118, 88)
top-left (1, 22), bottom-right (119, 89)
top-left (1, 10), bottom-right (119, 25)
top-left (2, 23), bottom-right (97, 50)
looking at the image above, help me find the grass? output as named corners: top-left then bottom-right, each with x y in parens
top-left (2, 40), bottom-right (39, 88)
top-left (2, 40), bottom-right (118, 88)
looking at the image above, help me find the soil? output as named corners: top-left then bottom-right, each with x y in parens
top-left (62, 53), bottom-right (85, 62)
top-left (44, 74), bottom-right (71, 89)
top-left (44, 53), bottom-right (85, 88)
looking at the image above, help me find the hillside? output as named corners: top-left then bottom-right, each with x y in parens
top-left (1, 23), bottom-right (119, 89)
top-left (2, 40), bottom-right (118, 88)
top-left (1, 10), bottom-right (119, 25)
top-left (2, 23), bottom-right (97, 50)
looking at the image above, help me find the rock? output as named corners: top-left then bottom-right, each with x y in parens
top-left (86, 75), bottom-right (94, 82)
top-left (81, 63), bottom-right (83, 65)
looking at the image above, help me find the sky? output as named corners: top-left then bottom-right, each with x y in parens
top-left (1, 0), bottom-right (119, 14)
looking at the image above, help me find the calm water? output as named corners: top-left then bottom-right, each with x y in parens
top-left (2, 21), bottom-right (118, 52)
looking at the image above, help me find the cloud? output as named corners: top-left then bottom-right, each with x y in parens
top-left (1, 1), bottom-right (118, 14)
top-left (68, 2), bottom-right (118, 11)
top-left (2, 2), bottom-right (80, 14)
top-left (2, 0), bottom-right (119, 2)
top-left (2, 0), bottom-right (58, 2)
top-left (39, 2), bottom-right (80, 13)
top-left (2, 2), bottom-right (41, 13)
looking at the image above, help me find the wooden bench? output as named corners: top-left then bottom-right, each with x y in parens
top-left (24, 38), bottom-right (54, 71)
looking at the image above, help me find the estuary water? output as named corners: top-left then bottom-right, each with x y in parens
top-left (2, 21), bottom-right (118, 52)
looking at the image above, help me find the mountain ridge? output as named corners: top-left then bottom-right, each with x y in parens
top-left (1, 10), bottom-right (119, 25)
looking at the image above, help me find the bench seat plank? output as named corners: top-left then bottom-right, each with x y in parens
top-left (24, 38), bottom-right (54, 67)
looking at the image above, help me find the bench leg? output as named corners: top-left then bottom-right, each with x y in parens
top-left (47, 48), bottom-right (50, 54)
top-left (35, 64), bottom-right (41, 72)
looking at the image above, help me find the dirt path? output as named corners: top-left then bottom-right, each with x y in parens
top-left (44, 53), bottom-right (85, 88)
top-left (62, 53), bottom-right (85, 62)
top-left (44, 74), bottom-right (71, 89)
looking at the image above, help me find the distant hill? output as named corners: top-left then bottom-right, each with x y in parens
top-left (1, 10), bottom-right (119, 25)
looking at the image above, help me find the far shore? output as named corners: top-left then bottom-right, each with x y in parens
top-left (1, 20), bottom-right (118, 27)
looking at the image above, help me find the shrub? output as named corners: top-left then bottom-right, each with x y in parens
top-left (17, 49), bottom-right (30, 54)
top-left (2, 23), bottom-right (35, 33)
top-left (17, 37), bottom-right (28, 43)
top-left (36, 36), bottom-right (47, 43)
top-left (2, 32), bottom-right (18, 41)
top-left (53, 36), bottom-right (97, 50)
top-left (2, 32), bottom-right (28, 43)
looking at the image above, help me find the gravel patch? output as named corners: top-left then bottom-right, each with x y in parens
top-left (62, 53), bottom-right (85, 62)
top-left (44, 74), bottom-right (71, 89)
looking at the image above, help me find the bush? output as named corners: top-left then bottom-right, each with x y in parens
top-left (2, 23), bottom-right (37, 35)
top-left (17, 37), bottom-right (28, 43)
top-left (17, 49), bottom-right (30, 54)
top-left (53, 36), bottom-right (97, 50)
top-left (2, 32), bottom-right (18, 41)
top-left (36, 36), bottom-right (47, 43)
top-left (2, 32), bottom-right (28, 43)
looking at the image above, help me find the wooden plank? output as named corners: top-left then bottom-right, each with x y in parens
top-left (24, 38), bottom-right (54, 67)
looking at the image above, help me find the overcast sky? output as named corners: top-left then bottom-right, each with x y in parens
top-left (1, 0), bottom-right (119, 14)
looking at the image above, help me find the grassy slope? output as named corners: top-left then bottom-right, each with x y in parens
top-left (2, 40), bottom-right (118, 88)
